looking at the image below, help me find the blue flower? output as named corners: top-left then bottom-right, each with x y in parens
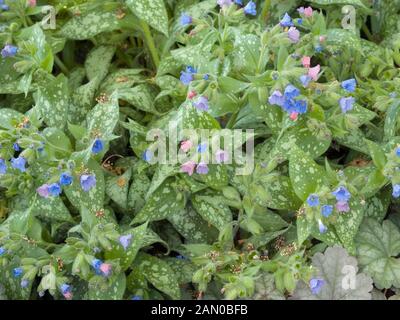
top-left (48, 183), bottom-right (62, 197)
top-left (61, 284), bottom-right (71, 295)
top-left (1, 4), bottom-right (9, 11)
top-left (300, 75), bottom-right (312, 88)
top-left (197, 143), bottom-right (207, 153)
top-left (176, 255), bottom-right (187, 260)
top-left (284, 84), bottom-right (300, 99)
top-left (244, 1), bottom-right (256, 16)
top-left (203, 74), bottom-right (209, 80)
top-left (268, 90), bottom-right (285, 106)
top-left (119, 234), bottom-right (133, 250)
top-left (142, 149), bottom-right (153, 162)
top-left (307, 194), bottom-right (319, 207)
top-left (396, 147), bottom-right (400, 157)
top-left (339, 97), bottom-right (355, 113)
top-left (186, 66), bottom-right (197, 73)
top-left (309, 278), bottom-right (325, 295)
top-left (234, 0), bottom-right (243, 5)
top-left (282, 98), bottom-right (296, 113)
top-left (297, 18), bottom-right (303, 25)
top-left (1, 44), bottom-right (18, 58)
top-left (11, 157), bottom-right (26, 172)
top-left (393, 184), bottom-right (400, 198)
top-left (321, 205), bottom-right (333, 217)
top-left (180, 13), bottom-right (192, 26)
top-left (0, 247), bottom-right (6, 256)
top-left (21, 279), bottom-right (29, 288)
top-left (318, 219), bottom-right (327, 233)
top-left (0, 158), bottom-right (6, 174)
top-left (80, 174), bottom-right (96, 192)
top-left (91, 258), bottom-right (103, 270)
top-left (315, 45), bottom-right (323, 53)
top-left (60, 172), bottom-right (73, 186)
top-left (132, 295), bottom-right (142, 300)
top-left (180, 71), bottom-right (194, 85)
top-left (92, 139), bottom-right (104, 154)
top-left (13, 267), bottom-right (23, 278)
top-left (280, 13), bottom-right (293, 27)
top-left (294, 99), bottom-right (308, 114)
top-left (341, 78), bottom-right (357, 93)
top-left (13, 143), bottom-right (21, 152)
top-left (332, 186), bottom-right (351, 202)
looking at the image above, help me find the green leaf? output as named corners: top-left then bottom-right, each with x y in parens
top-left (118, 85), bottom-right (160, 114)
top-left (34, 74), bottom-right (69, 128)
top-left (355, 219), bottom-right (400, 289)
top-left (365, 139), bottom-right (387, 170)
top-left (132, 179), bottom-right (185, 224)
top-left (88, 273), bottom-right (126, 300)
top-left (126, 0), bottom-right (169, 36)
top-left (292, 246), bottom-right (373, 300)
top-left (60, 10), bottom-right (126, 40)
top-left (85, 45), bottom-right (116, 84)
top-left (31, 196), bottom-right (74, 223)
top-left (134, 253), bottom-right (181, 299)
top-left (289, 146), bottom-right (326, 201)
top-left (86, 92), bottom-right (119, 139)
top-left (384, 99), bottom-right (400, 140)
top-left (105, 169), bottom-right (132, 209)
top-left (191, 195), bottom-right (232, 231)
top-left (0, 108), bottom-right (24, 130)
top-left (306, 0), bottom-right (371, 11)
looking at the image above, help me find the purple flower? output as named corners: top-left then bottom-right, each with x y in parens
top-left (217, 0), bottom-right (233, 8)
top-left (180, 70), bottom-right (194, 85)
top-left (287, 27), bottom-right (300, 43)
top-left (268, 90), bottom-right (285, 106)
top-left (21, 279), bottom-right (29, 288)
top-left (119, 234), bottom-right (133, 250)
top-left (92, 139), bottom-right (104, 154)
top-left (393, 184), bottom-right (400, 198)
top-left (180, 13), bottom-right (192, 26)
top-left (244, 1), bottom-right (256, 16)
top-left (280, 13), bottom-right (293, 27)
top-left (300, 75), bottom-right (312, 88)
top-left (11, 157), bottom-right (26, 172)
top-left (339, 97), bottom-right (355, 113)
top-left (307, 194), bottom-right (319, 207)
top-left (332, 186), bottom-right (351, 202)
top-left (0, 158), bottom-right (6, 174)
top-left (297, 7), bottom-right (305, 14)
top-left (13, 267), bottom-right (23, 278)
top-left (336, 201), bottom-right (350, 213)
top-left (309, 278), bottom-right (325, 295)
top-left (13, 143), bottom-right (21, 152)
top-left (196, 162), bottom-right (209, 175)
top-left (1, 4), bottom-right (9, 11)
top-left (284, 84), bottom-right (300, 99)
top-left (48, 183), bottom-right (62, 197)
top-left (321, 205), bottom-right (333, 217)
top-left (318, 219), bottom-right (327, 233)
top-left (1, 44), bottom-right (18, 58)
top-left (80, 174), bottom-right (96, 192)
top-left (193, 96), bottom-right (209, 111)
top-left (37, 184), bottom-right (50, 198)
top-left (60, 172), bottom-right (73, 186)
top-left (341, 79), bottom-right (357, 93)
top-left (215, 149), bottom-right (229, 163)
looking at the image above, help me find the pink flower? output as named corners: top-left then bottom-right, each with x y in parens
top-left (180, 140), bottom-right (193, 152)
top-left (336, 201), bottom-right (350, 213)
top-left (287, 27), bottom-right (300, 43)
top-left (290, 112), bottom-right (299, 121)
top-left (215, 150), bottom-right (229, 164)
top-left (304, 7), bottom-right (313, 18)
top-left (63, 292), bottom-right (73, 300)
top-left (181, 161), bottom-right (196, 176)
top-left (319, 35), bottom-right (326, 43)
top-left (187, 90), bottom-right (197, 99)
top-left (302, 56), bottom-right (311, 68)
top-left (308, 64), bottom-right (320, 81)
top-left (37, 184), bottom-right (50, 198)
top-left (99, 263), bottom-right (112, 277)
top-left (28, 0), bottom-right (36, 7)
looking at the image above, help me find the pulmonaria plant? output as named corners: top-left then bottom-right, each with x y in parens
top-left (0, 0), bottom-right (399, 301)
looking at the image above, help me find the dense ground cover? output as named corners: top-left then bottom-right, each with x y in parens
top-left (1, 0), bottom-right (400, 300)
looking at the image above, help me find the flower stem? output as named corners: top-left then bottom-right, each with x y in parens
top-left (261, 0), bottom-right (271, 23)
top-left (54, 55), bottom-right (69, 75)
top-left (139, 19), bottom-right (160, 68)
